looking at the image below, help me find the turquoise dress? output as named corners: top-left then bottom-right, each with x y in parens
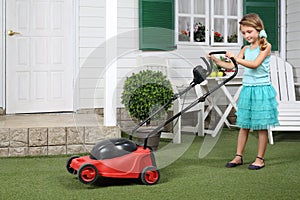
top-left (236, 46), bottom-right (279, 130)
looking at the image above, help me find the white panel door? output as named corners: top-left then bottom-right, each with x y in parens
top-left (6, 0), bottom-right (74, 114)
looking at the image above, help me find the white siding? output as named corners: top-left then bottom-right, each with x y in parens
top-left (78, 0), bottom-right (242, 109)
top-left (115, 1), bottom-right (242, 108)
top-left (78, 0), bottom-right (106, 108)
top-left (78, 0), bottom-right (139, 109)
top-left (116, 0), bottom-right (139, 107)
top-left (286, 0), bottom-right (300, 98)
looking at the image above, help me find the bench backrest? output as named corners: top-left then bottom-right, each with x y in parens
top-left (270, 55), bottom-right (296, 103)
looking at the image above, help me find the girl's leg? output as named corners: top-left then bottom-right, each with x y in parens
top-left (236, 128), bottom-right (250, 155)
top-left (251, 129), bottom-right (268, 166)
top-left (228, 128), bottom-right (250, 164)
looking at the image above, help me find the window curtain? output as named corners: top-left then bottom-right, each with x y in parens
top-left (178, 0), bottom-right (206, 42)
top-left (178, 0), bottom-right (191, 36)
top-left (227, 0), bottom-right (238, 36)
top-left (214, 0), bottom-right (238, 39)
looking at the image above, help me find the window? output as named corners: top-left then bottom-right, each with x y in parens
top-left (138, 0), bottom-right (279, 51)
top-left (177, 0), bottom-right (242, 46)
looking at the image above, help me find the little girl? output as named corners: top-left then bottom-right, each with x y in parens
top-left (208, 13), bottom-right (279, 170)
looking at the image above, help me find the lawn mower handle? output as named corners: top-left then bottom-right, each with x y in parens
top-left (129, 82), bottom-right (196, 140)
top-left (201, 51), bottom-right (238, 98)
top-left (129, 57), bottom-right (211, 141)
top-left (208, 51), bottom-right (227, 55)
top-left (143, 51), bottom-right (238, 148)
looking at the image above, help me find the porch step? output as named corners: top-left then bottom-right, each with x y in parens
top-left (0, 113), bottom-right (121, 157)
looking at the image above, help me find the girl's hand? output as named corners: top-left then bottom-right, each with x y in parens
top-left (225, 51), bottom-right (235, 59)
top-left (207, 53), bottom-right (216, 61)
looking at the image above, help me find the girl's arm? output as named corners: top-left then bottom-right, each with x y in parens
top-left (207, 54), bottom-right (235, 70)
top-left (230, 44), bottom-right (272, 69)
top-left (207, 46), bottom-right (247, 70)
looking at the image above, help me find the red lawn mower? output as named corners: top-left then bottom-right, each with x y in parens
top-left (66, 52), bottom-right (238, 185)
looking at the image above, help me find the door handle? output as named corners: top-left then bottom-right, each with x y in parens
top-left (7, 30), bottom-right (21, 36)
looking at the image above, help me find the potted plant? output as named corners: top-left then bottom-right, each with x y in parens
top-left (178, 22), bottom-right (206, 42)
top-left (179, 30), bottom-right (190, 41)
top-left (121, 69), bottom-right (174, 150)
top-left (194, 22), bottom-right (206, 42)
top-left (214, 31), bottom-right (224, 42)
top-left (228, 33), bottom-right (238, 43)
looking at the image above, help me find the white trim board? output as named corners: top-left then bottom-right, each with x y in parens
top-left (0, 0), bottom-right (5, 109)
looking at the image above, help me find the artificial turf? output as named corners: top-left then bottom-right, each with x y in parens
top-left (0, 129), bottom-right (300, 200)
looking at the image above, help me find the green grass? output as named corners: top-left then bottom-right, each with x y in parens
top-left (1, 129), bottom-right (300, 200)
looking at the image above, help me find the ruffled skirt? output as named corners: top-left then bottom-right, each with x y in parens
top-left (236, 85), bottom-right (279, 130)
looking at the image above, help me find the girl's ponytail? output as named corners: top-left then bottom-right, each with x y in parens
top-left (259, 30), bottom-right (268, 51)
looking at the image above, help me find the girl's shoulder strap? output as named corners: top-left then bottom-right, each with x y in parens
top-left (241, 45), bottom-right (249, 56)
top-left (243, 45), bottom-right (250, 50)
top-left (241, 45), bottom-right (250, 52)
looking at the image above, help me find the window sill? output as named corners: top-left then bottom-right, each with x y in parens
top-left (177, 42), bottom-right (242, 47)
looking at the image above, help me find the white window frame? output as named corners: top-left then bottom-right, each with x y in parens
top-left (176, 0), bottom-right (243, 46)
top-left (211, 0), bottom-right (243, 46)
top-left (176, 0), bottom-right (210, 45)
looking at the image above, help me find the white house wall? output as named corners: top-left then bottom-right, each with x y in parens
top-left (78, 0), bottom-right (139, 110)
top-left (116, 0), bottom-right (141, 108)
top-left (78, 0), bottom-right (106, 108)
top-left (114, 0), bottom-right (241, 108)
top-left (3, 1), bottom-right (295, 112)
top-left (286, 0), bottom-right (300, 98)
top-left (0, 0), bottom-right (245, 111)
top-left (78, 0), bottom-right (244, 110)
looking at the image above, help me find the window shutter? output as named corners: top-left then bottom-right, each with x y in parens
top-left (139, 0), bottom-right (175, 51)
top-left (243, 0), bottom-right (278, 51)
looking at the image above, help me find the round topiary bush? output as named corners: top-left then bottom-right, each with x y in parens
top-left (121, 69), bottom-right (174, 123)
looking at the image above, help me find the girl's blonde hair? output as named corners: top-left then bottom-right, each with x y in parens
top-left (239, 13), bottom-right (268, 51)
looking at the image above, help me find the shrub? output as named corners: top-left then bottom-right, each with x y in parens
top-left (121, 69), bottom-right (174, 123)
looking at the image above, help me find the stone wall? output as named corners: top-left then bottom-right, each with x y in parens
top-left (0, 106), bottom-right (237, 157)
top-left (0, 126), bottom-right (120, 157)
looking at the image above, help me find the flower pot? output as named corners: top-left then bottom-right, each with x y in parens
top-left (136, 127), bottom-right (161, 151)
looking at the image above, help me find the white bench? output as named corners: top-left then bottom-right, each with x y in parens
top-left (268, 55), bottom-right (300, 144)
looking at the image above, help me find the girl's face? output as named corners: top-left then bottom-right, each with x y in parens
top-left (240, 25), bottom-right (259, 44)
